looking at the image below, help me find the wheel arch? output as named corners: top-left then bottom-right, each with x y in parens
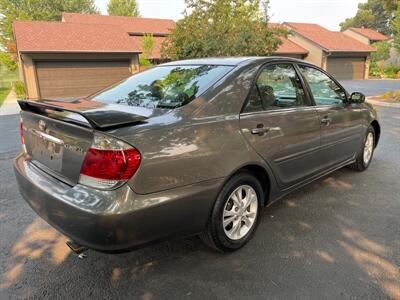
top-left (223, 163), bottom-right (273, 206)
top-left (370, 120), bottom-right (380, 147)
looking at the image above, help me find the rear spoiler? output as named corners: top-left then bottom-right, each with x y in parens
top-left (18, 100), bottom-right (148, 130)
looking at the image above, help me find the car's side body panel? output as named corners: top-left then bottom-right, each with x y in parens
top-left (315, 104), bottom-right (364, 168)
top-left (240, 107), bottom-right (322, 189)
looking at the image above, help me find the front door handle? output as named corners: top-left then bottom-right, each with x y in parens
top-left (321, 117), bottom-right (332, 126)
top-left (251, 124), bottom-right (270, 135)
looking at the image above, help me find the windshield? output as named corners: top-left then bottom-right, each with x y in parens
top-left (92, 65), bottom-right (233, 109)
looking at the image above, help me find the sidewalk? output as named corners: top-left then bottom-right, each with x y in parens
top-left (0, 89), bottom-right (20, 116)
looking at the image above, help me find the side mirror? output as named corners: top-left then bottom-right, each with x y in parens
top-left (350, 92), bottom-right (365, 104)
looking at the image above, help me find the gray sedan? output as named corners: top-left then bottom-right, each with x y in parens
top-left (14, 57), bottom-right (380, 253)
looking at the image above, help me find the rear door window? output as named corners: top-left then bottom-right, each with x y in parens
top-left (243, 63), bottom-right (309, 112)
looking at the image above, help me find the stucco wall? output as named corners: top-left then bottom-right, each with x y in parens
top-left (286, 34), bottom-right (325, 68)
top-left (343, 30), bottom-right (371, 45)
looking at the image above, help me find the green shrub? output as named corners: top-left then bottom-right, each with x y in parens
top-left (383, 66), bottom-right (400, 78)
top-left (13, 80), bottom-right (26, 99)
top-left (383, 91), bottom-right (394, 99)
top-left (371, 41), bottom-right (391, 62)
top-left (370, 64), bottom-right (400, 78)
top-left (139, 57), bottom-right (153, 67)
top-left (369, 61), bottom-right (382, 77)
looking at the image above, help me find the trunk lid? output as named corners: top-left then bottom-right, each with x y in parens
top-left (19, 98), bottom-right (150, 185)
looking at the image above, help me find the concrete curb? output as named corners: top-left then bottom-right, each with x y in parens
top-left (367, 99), bottom-right (400, 108)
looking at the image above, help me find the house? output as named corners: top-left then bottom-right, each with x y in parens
top-left (343, 27), bottom-right (399, 67)
top-left (284, 22), bottom-right (375, 80)
top-left (13, 14), bottom-right (175, 99)
top-left (269, 23), bottom-right (308, 59)
top-left (13, 15), bottom-right (309, 99)
top-left (13, 15), bottom-right (378, 100)
top-left (273, 37), bottom-right (309, 59)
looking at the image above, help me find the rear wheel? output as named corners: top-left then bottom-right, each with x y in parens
top-left (348, 126), bottom-right (375, 171)
top-left (200, 172), bottom-right (263, 252)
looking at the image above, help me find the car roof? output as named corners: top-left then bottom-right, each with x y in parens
top-left (160, 56), bottom-right (306, 67)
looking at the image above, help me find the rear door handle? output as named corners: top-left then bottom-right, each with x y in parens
top-left (321, 117), bottom-right (332, 126)
top-left (251, 124), bottom-right (270, 135)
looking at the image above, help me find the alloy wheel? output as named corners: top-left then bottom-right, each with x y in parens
top-left (222, 185), bottom-right (258, 240)
top-left (363, 132), bottom-right (374, 165)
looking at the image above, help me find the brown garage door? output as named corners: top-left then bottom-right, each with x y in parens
top-left (327, 57), bottom-right (365, 80)
top-left (36, 61), bottom-right (131, 99)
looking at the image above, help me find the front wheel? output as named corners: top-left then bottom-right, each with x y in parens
top-left (348, 126), bottom-right (375, 171)
top-left (200, 172), bottom-right (263, 252)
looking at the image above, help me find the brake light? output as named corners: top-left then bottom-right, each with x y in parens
top-left (19, 120), bottom-right (25, 145)
top-left (19, 119), bottom-right (27, 153)
top-left (79, 134), bottom-right (141, 190)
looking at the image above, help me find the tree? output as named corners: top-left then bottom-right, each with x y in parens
top-left (371, 40), bottom-right (391, 61)
top-left (0, 51), bottom-right (17, 71)
top-left (139, 34), bottom-right (155, 67)
top-left (107, 0), bottom-right (140, 17)
top-left (369, 40), bottom-right (391, 77)
top-left (340, 0), bottom-right (398, 35)
top-left (392, 4), bottom-right (400, 52)
top-left (162, 0), bottom-right (284, 60)
top-left (0, 0), bottom-right (99, 70)
top-left (142, 34), bottom-right (155, 59)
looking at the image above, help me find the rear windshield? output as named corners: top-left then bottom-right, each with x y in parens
top-left (92, 65), bottom-right (233, 109)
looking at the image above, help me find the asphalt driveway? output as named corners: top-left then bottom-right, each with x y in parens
top-left (340, 79), bottom-right (400, 96)
top-left (1, 107), bottom-right (400, 299)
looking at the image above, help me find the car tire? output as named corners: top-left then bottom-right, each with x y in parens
top-left (200, 172), bottom-right (263, 252)
top-left (348, 125), bottom-right (375, 172)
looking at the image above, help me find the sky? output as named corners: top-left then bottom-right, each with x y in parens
top-left (94, 0), bottom-right (367, 31)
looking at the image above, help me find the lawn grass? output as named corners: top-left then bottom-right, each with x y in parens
top-left (0, 86), bottom-right (11, 107)
top-left (0, 71), bottom-right (18, 86)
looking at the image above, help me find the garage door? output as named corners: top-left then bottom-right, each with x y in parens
top-left (327, 57), bottom-right (365, 80)
top-left (36, 61), bottom-right (131, 99)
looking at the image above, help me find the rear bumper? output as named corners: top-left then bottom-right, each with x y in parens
top-left (14, 154), bottom-right (222, 252)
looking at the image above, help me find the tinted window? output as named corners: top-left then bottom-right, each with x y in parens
top-left (243, 64), bottom-right (307, 112)
top-left (244, 85), bottom-right (264, 113)
top-left (92, 65), bottom-right (233, 109)
top-left (299, 65), bottom-right (346, 105)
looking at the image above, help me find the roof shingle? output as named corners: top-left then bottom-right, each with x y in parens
top-left (276, 37), bottom-right (308, 55)
top-left (13, 21), bottom-right (141, 53)
top-left (268, 23), bottom-right (308, 55)
top-left (285, 22), bottom-right (375, 52)
top-left (62, 13), bottom-right (175, 35)
top-left (349, 27), bottom-right (390, 42)
top-left (61, 13), bottom-right (176, 58)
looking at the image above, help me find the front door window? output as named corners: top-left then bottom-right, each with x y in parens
top-left (298, 65), bottom-right (346, 105)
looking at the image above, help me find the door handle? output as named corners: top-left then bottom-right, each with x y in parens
top-left (251, 124), bottom-right (270, 135)
top-left (321, 117), bottom-right (332, 126)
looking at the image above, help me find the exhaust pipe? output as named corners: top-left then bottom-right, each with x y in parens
top-left (66, 240), bottom-right (88, 259)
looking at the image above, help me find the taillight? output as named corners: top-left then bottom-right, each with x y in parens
top-left (79, 133), bottom-right (141, 190)
top-left (19, 119), bottom-right (25, 145)
top-left (19, 118), bottom-right (27, 153)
